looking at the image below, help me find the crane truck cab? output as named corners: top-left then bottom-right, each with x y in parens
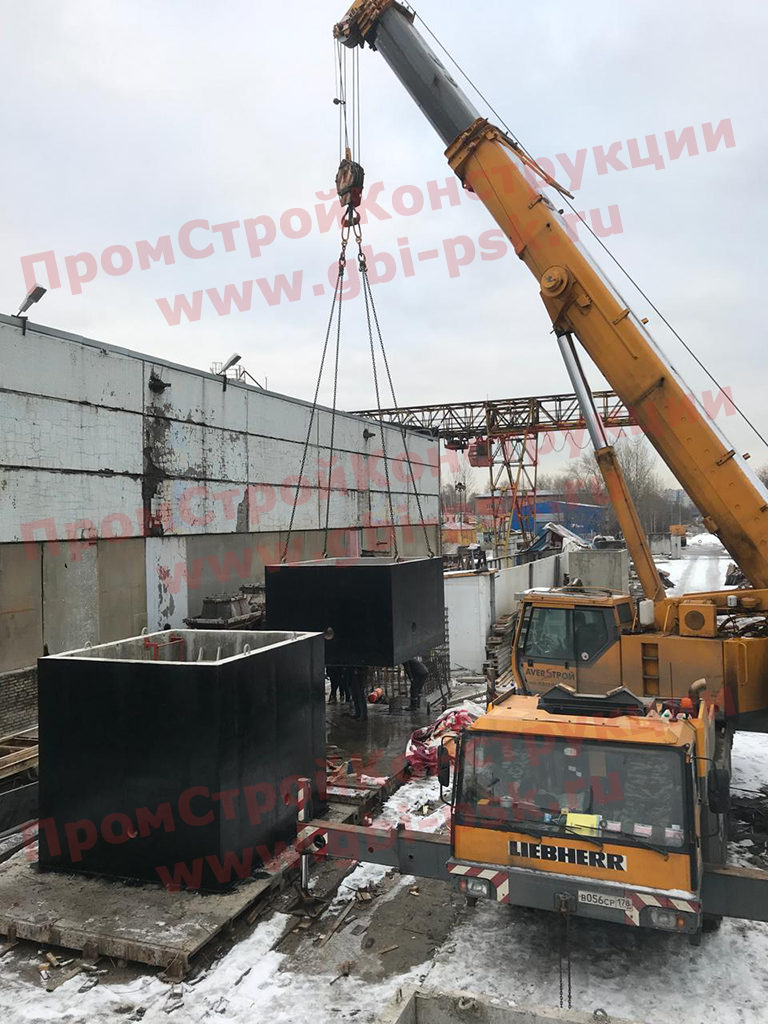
top-left (514, 589), bottom-right (635, 694)
top-left (512, 588), bottom-right (768, 732)
top-left (447, 685), bottom-right (730, 937)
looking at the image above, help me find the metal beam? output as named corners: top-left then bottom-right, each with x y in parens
top-left (298, 820), bottom-right (452, 882)
top-left (351, 389), bottom-right (634, 441)
top-left (702, 863), bottom-right (768, 922)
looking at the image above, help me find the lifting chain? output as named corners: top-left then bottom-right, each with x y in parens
top-left (282, 240), bottom-right (347, 563)
top-left (285, 42), bottom-right (435, 563)
top-left (356, 241), bottom-right (435, 559)
top-left (557, 894), bottom-right (573, 1011)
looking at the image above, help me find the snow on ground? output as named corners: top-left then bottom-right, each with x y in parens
top-left (686, 532), bottom-right (724, 548)
top-left (0, 907), bottom-right (431, 1024)
top-left (371, 774), bottom-right (445, 833)
top-left (427, 901), bottom-right (768, 1023)
top-left (731, 731), bottom-right (768, 794)
top-left (655, 552), bottom-right (732, 596)
top-left (653, 529), bottom-right (733, 596)
top-left (729, 732), bottom-right (768, 870)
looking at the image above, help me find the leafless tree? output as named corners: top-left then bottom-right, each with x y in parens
top-left (440, 458), bottom-right (478, 521)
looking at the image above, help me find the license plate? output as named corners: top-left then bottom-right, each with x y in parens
top-left (577, 890), bottom-right (632, 912)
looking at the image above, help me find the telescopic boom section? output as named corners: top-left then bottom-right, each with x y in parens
top-left (335, 0), bottom-right (768, 588)
top-left (557, 334), bottom-right (666, 602)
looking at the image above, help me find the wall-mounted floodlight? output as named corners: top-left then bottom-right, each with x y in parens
top-left (16, 284), bottom-right (47, 334)
top-left (18, 284), bottom-right (46, 315)
top-left (221, 353), bottom-right (241, 374)
top-left (219, 352), bottom-right (242, 391)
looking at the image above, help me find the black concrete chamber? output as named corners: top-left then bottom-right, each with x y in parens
top-left (37, 629), bottom-right (325, 891)
top-left (265, 556), bottom-right (445, 666)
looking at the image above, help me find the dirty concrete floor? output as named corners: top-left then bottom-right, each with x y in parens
top-left (325, 697), bottom-right (431, 777)
top-left (278, 869), bottom-right (458, 984)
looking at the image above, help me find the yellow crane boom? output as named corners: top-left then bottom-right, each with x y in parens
top-left (335, 0), bottom-right (768, 589)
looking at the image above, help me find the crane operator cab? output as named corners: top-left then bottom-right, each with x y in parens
top-left (514, 590), bottom-right (635, 693)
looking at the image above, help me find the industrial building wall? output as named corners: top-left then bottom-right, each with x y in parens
top-left (0, 665), bottom-right (37, 735)
top-left (0, 316), bottom-right (440, 669)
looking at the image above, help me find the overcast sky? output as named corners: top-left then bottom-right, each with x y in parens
top-left (2, 0), bottom-right (766, 486)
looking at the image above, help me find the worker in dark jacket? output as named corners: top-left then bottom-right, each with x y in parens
top-left (348, 665), bottom-right (369, 721)
top-left (403, 657), bottom-right (429, 711)
top-left (328, 665), bottom-right (350, 704)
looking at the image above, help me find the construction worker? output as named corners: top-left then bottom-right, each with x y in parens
top-left (348, 665), bottom-right (369, 721)
top-left (403, 657), bottom-right (429, 711)
top-left (327, 665), bottom-right (350, 704)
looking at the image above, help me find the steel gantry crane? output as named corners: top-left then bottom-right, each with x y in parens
top-left (353, 388), bottom-right (635, 552)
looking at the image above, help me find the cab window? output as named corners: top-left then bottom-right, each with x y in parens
top-left (617, 602), bottom-right (633, 625)
top-left (522, 607), bottom-right (571, 661)
top-left (573, 607), bottom-right (616, 663)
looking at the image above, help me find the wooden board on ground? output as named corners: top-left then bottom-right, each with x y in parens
top-left (0, 851), bottom-right (283, 979)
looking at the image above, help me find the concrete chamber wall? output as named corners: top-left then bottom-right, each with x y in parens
top-left (564, 548), bottom-right (629, 593)
top-left (444, 572), bottom-right (494, 674)
top-left (377, 989), bottom-right (643, 1024)
top-left (0, 316), bottom-right (441, 671)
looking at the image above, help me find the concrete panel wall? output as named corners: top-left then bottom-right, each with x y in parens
top-left (1, 323), bottom-right (144, 410)
top-left (0, 317), bottom-right (440, 548)
top-left (0, 393), bottom-right (142, 474)
top-left (0, 545), bottom-right (43, 672)
top-left (42, 542), bottom-right (100, 653)
top-left (1, 471), bottom-right (144, 544)
top-left (145, 536), bottom-right (189, 630)
top-left (444, 555), bottom-right (562, 673)
top-left (494, 556), bottom-right (561, 619)
top-left (530, 555), bottom-right (560, 589)
top-left (98, 538), bottom-right (147, 642)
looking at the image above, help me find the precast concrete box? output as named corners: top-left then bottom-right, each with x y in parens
top-left (265, 556), bottom-right (445, 666)
top-left (37, 629), bottom-right (325, 891)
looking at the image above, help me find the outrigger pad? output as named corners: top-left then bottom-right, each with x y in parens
top-left (265, 556), bottom-right (445, 667)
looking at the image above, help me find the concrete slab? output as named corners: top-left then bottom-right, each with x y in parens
top-left (0, 850), bottom-right (282, 977)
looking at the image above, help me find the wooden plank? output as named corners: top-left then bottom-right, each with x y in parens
top-left (319, 899), bottom-right (355, 947)
top-left (0, 747), bottom-right (38, 782)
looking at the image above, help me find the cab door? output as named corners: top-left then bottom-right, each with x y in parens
top-left (572, 605), bottom-right (621, 692)
top-left (516, 604), bottom-right (576, 691)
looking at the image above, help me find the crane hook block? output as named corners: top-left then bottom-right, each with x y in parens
top-left (336, 157), bottom-right (365, 211)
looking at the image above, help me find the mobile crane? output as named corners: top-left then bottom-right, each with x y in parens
top-left (295, 0), bottom-right (768, 940)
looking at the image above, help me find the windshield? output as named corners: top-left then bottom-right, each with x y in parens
top-left (457, 732), bottom-right (687, 849)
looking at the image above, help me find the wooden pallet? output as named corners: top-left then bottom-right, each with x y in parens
top-left (484, 613), bottom-right (517, 679)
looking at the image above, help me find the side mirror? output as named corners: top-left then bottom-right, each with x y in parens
top-left (437, 743), bottom-right (451, 790)
top-left (708, 767), bottom-right (730, 815)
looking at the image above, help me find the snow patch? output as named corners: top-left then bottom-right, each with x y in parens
top-left (731, 732), bottom-right (768, 794)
